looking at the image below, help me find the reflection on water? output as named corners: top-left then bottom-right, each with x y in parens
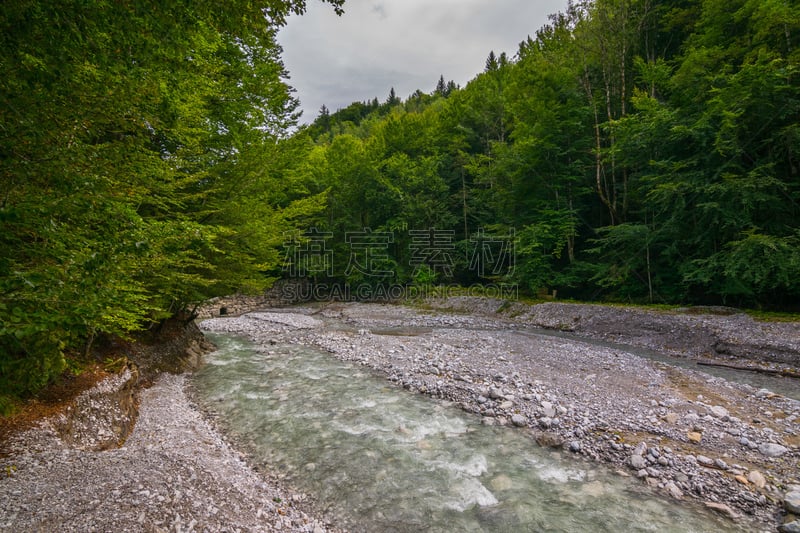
top-left (194, 333), bottom-right (744, 533)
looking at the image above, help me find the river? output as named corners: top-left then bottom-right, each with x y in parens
top-left (193, 332), bottom-right (746, 532)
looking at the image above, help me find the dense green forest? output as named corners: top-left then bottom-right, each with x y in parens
top-left (1, 0), bottom-right (798, 404)
top-left (0, 0), bottom-right (343, 405)
top-left (296, 0), bottom-right (800, 309)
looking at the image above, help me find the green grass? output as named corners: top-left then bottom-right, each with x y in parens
top-left (402, 285), bottom-right (800, 322)
top-left (742, 309), bottom-right (800, 322)
top-left (0, 394), bottom-right (20, 417)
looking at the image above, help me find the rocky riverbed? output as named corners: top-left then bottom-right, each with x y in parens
top-left (201, 300), bottom-right (800, 532)
top-left (0, 371), bottom-right (337, 532)
top-left (1, 298), bottom-right (798, 532)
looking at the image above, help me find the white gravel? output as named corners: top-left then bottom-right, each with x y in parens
top-left (201, 301), bottom-right (799, 531)
top-left (0, 373), bottom-right (335, 533)
top-left (2, 298), bottom-right (797, 532)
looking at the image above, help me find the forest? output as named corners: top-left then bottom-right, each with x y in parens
top-left (299, 0), bottom-right (800, 309)
top-left (1, 0), bottom-right (798, 403)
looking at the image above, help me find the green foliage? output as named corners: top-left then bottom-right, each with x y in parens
top-left (3, 0), bottom-right (799, 403)
top-left (0, 0), bottom-right (343, 400)
top-left (293, 0), bottom-right (800, 309)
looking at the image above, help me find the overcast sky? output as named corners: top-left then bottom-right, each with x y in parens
top-left (278, 0), bottom-right (569, 123)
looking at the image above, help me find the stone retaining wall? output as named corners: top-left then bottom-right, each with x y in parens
top-left (195, 279), bottom-right (310, 320)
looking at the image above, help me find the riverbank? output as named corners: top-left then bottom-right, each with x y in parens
top-left (1, 298), bottom-right (797, 531)
top-left (0, 371), bottom-right (338, 532)
top-left (423, 297), bottom-right (800, 369)
top-left (201, 300), bottom-right (799, 531)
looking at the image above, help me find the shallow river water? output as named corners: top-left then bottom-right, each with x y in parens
top-left (194, 333), bottom-right (745, 532)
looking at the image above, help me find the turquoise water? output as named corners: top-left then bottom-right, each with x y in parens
top-left (193, 333), bottom-right (744, 533)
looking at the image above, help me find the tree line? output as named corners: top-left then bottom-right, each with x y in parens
top-left (1, 0), bottom-right (798, 405)
top-left (0, 0), bottom-right (343, 405)
top-left (294, 0), bottom-right (800, 309)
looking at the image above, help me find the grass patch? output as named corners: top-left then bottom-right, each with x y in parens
top-left (401, 286), bottom-right (800, 322)
top-left (743, 309), bottom-right (800, 323)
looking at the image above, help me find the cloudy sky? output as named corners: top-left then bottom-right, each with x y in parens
top-left (278, 0), bottom-right (568, 123)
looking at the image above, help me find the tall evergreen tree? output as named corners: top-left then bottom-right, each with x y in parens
top-left (386, 87), bottom-right (401, 106)
top-left (435, 75), bottom-right (448, 96)
top-left (485, 50), bottom-right (499, 72)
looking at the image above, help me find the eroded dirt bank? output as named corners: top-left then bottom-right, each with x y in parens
top-left (0, 317), bottom-right (338, 533)
top-left (0, 372), bottom-right (337, 532)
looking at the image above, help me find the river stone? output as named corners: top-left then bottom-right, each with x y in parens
top-left (489, 387), bottom-right (505, 400)
top-left (664, 412), bottom-right (679, 424)
top-left (630, 455), bottom-right (647, 470)
top-left (785, 491), bottom-right (800, 514)
top-left (747, 470), bottom-right (767, 489)
top-left (666, 482), bottom-right (683, 500)
top-left (541, 401), bottom-right (557, 418)
top-left (633, 442), bottom-right (647, 457)
top-left (704, 502), bottom-right (740, 520)
top-left (538, 417), bottom-right (553, 429)
top-left (569, 441), bottom-right (582, 453)
top-left (490, 474), bottom-right (513, 491)
top-left (759, 443), bottom-right (789, 458)
top-left (779, 521), bottom-right (800, 533)
top-left (535, 432), bottom-right (564, 448)
top-left (696, 455), bottom-right (714, 467)
top-left (511, 414), bottom-right (527, 427)
top-left (709, 405), bottom-right (729, 418)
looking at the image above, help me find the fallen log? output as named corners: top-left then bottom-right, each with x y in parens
top-left (697, 361), bottom-right (800, 379)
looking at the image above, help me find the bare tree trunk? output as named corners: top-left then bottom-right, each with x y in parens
top-left (461, 168), bottom-right (469, 239)
top-left (582, 65), bottom-right (617, 225)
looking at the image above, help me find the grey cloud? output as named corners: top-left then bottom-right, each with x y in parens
top-left (279, 0), bottom-right (568, 123)
top-left (371, 3), bottom-right (388, 19)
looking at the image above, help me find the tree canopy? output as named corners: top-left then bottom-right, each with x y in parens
top-left (298, 0), bottom-right (799, 307)
top-left (0, 0), bottom-right (343, 403)
top-left (2, 0), bottom-right (799, 407)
